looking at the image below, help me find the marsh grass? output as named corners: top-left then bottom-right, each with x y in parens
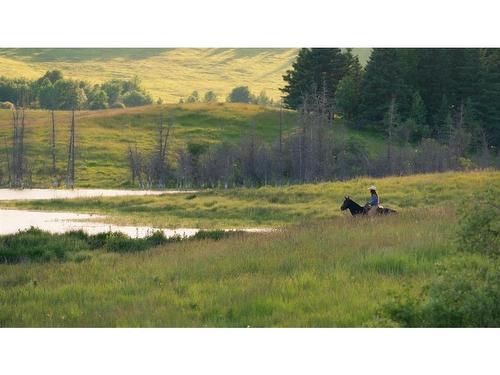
top-left (0, 206), bottom-right (457, 327)
top-left (4, 171), bottom-right (498, 229)
top-left (0, 171), bottom-right (497, 327)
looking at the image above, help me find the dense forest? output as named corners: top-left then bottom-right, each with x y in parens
top-left (282, 48), bottom-right (500, 149)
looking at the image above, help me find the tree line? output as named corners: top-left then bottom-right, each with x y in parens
top-left (179, 86), bottom-right (276, 106)
top-left (0, 70), bottom-right (153, 110)
top-left (281, 48), bottom-right (500, 150)
top-left (126, 89), bottom-right (496, 190)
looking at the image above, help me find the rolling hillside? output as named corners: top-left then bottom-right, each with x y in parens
top-left (0, 103), bottom-right (384, 187)
top-left (0, 48), bottom-right (371, 103)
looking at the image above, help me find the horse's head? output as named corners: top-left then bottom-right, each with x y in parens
top-left (340, 196), bottom-right (351, 211)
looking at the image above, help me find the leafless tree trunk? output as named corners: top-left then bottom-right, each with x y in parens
top-left (11, 108), bottom-right (27, 187)
top-left (50, 110), bottom-right (57, 185)
top-left (66, 110), bottom-right (76, 188)
top-left (386, 96), bottom-right (397, 175)
top-left (3, 136), bottom-right (11, 186)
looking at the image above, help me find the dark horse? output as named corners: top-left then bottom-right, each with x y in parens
top-left (340, 196), bottom-right (397, 216)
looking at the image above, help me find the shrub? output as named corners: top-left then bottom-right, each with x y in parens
top-left (110, 102), bottom-right (126, 109)
top-left (204, 91), bottom-right (218, 103)
top-left (457, 187), bottom-right (500, 257)
top-left (382, 255), bottom-right (500, 327)
top-left (227, 86), bottom-right (252, 103)
top-left (122, 90), bottom-right (153, 107)
top-left (0, 227), bottom-right (88, 263)
top-left (193, 230), bottom-right (244, 241)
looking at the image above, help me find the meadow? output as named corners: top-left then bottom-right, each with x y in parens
top-left (0, 48), bottom-right (372, 102)
top-left (4, 171), bottom-right (498, 228)
top-left (0, 171), bottom-right (498, 327)
top-left (0, 103), bottom-right (385, 188)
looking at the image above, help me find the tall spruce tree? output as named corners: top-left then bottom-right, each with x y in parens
top-left (477, 49), bottom-right (500, 147)
top-left (281, 48), bottom-right (350, 110)
top-left (359, 48), bottom-right (410, 125)
top-left (335, 54), bottom-right (363, 123)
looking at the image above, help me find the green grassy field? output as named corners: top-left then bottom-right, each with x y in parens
top-left (0, 171), bottom-right (497, 327)
top-left (0, 48), bottom-right (372, 103)
top-left (0, 103), bottom-right (385, 188)
top-left (4, 171), bottom-right (497, 228)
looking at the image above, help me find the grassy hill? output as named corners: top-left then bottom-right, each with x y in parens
top-left (0, 48), bottom-right (372, 103)
top-left (0, 103), bottom-right (385, 187)
top-left (1, 170), bottom-right (497, 327)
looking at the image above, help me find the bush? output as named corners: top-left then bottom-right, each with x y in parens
top-left (0, 227), bottom-right (88, 263)
top-left (382, 255), bottom-right (500, 327)
top-left (457, 187), bottom-right (500, 257)
top-left (110, 102), bottom-right (126, 109)
top-left (193, 230), bottom-right (244, 241)
top-left (0, 229), bottom-right (175, 262)
top-left (122, 90), bottom-right (153, 107)
top-left (227, 86), bottom-right (252, 103)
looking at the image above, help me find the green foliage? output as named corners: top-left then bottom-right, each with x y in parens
top-left (281, 48), bottom-right (351, 109)
top-left (103, 231), bottom-right (174, 253)
top-left (110, 102), bottom-right (125, 109)
top-left (407, 91), bottom-right (429, 140)
top-left (0, 227), bottom-right (88, 263)
top-left (254, 90), bottom-right (272, 106)
top-left (359, 48), bottom-right (410, 124)
top-left (457, 187), bottom-right (500, 257)
top-left (37, 70), bottom-right (63, 84)
top-left (87, 86), bottom-right (109, 110)
top-left (204, 91), bottom-right (218, 103)
top-left (122, 90), bottom-right (152, 107)
top-left (2, 70), bottom-right (154, 110)
top-left (335, 58), bottom-right (362, 122)
top-left (53, 79), bottom-right (87, 110)
top-left (37, 79), bottom-right (57, 110)
top-left (382, 255), bottom-right (500, 327)
top-left (193, 230), bottom-right (244, 241)
top-left (0, 228), bottom-right (177, 263)
top-left (227, 86), bottom-right (252, 103)
top-left (186, 91), bottom-right (200, 103)
top-left (101, 80), bottom-right (123, 105)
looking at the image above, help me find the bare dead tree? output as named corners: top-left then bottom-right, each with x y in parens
top-left (10, 108), bottom-right (27, 187)
top-left (3, 136), bottom-right (11, 186)
top-left (127, 143), bottom-right (143, 186)
top-left (66, 110), bottom-right (76, 188)
top-left (50, 110), bottom-right (57, 185)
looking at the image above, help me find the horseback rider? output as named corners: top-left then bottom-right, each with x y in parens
top-left (365, 186), bottom-right (379, 216)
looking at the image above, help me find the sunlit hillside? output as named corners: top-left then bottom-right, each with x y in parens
top-left (0, 48), bottom-right (371, 103)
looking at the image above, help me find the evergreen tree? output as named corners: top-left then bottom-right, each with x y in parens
top-left (407, 91), bottom-right (429, 140)
top-left (335, 55), bottom-right (363, 123)
top-left (281, 48), bottom-right (350, 109)
top-left (359, 48), bottom-right (410, 125)
top-left (477, 49), bottom-right (500, 147)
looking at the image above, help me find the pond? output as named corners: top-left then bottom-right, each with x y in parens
top-left (0, 188), bottom-right (197, 201)
top-left (0, 209), bottom-right (273, 238)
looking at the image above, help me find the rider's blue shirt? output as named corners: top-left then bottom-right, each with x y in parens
top-left (369, 194), bottom-right (379, 206)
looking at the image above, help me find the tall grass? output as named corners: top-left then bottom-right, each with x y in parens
top-left (5, 170), bottom-right (498, 228)
top-left (0, 207), bottom-right (456, 327)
